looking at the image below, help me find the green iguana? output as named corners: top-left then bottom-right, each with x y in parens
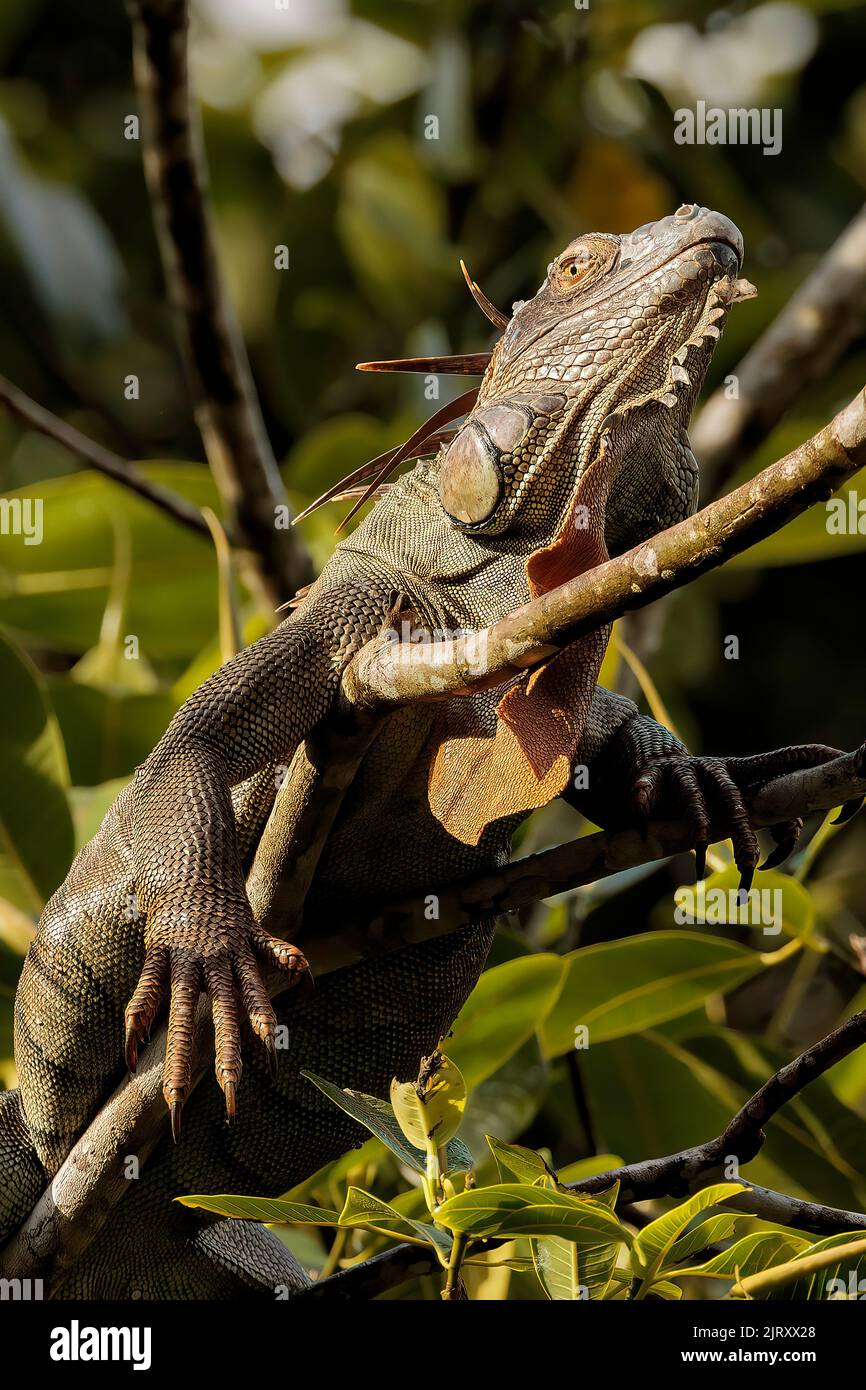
top-left (0, 206), bottom-right (846, 1298)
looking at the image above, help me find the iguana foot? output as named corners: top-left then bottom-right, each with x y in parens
top-left (124, 907), bottom-right (310, 1135)
top-left (583, 718), bottom-right (857, 893)
top-left (627, 740), bottom-right (851, 891)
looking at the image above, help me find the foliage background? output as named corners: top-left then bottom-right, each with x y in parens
top-left (1, 0), bottom-right (866, 1296)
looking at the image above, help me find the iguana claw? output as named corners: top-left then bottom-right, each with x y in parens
top-left (223, 1079), bottom-right (236, 1124)
top-left (609, 727), bottom-right (846, 890)
top-left (694, 842), bottom-right (707, 882)
top-left (122, 919), bottom-right (311, 1137)
top-left (759, 818), bottom-right (804, 871)
top-left (263, 1034), bottom-right (279, 1081)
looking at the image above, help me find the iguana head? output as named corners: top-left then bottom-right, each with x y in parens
top-left (299, 206), bottom-right (754, 592)
top-left (437, 205), bottom-right (753, 576)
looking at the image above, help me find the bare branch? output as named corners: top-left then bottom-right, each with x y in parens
top-left (0, 372), bottom-right (218, 542)
top-left (693, 204), bottom-right (866, 495)
top-left (344, 389), bottom-right (866, 711)
top-left (568, 1006), bottom-right (866, 1214)
top-left (128, 0), bottom-right (309, 609)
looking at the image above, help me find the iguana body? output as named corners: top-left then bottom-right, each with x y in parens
top-left (0, 208), bottom-right (841, 1297)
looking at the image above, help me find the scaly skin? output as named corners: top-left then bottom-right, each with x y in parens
top-left (2, 207), bottom-right (844, 1298)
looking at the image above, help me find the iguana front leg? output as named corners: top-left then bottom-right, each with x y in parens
top-left (567, 687), bottom-right (852, 888)
top-left (111, 585), bottom-right (389, 1135)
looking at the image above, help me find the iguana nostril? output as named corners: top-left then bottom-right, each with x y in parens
top-left (675, 204), bottom-right (697, 220)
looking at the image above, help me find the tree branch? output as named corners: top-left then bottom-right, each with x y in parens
top-left (692, 204), bottom-right (866, 496)
top-left (127, 0), bottom-right (309, 609)
top-left (566, 1007), bottom-right (866, 1218)
top-left (343, 389), bottom-right (866, 710)
top-left (0, 372), bottom-right (219, 542)
top-left (299, 1011), bottom-right (866, 1300)
top-left (306, 743), bottom-right (866, 964)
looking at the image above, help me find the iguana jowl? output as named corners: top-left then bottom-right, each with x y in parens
top-left (1, 206), bottom-right (845, 1297)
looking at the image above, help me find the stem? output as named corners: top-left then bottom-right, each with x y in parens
top-left (318, 1227), bottom-right (351, 1281)
top-left (442, 1231), bottom-right (470, 1301)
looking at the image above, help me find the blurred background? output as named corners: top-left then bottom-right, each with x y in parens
top-left (1, 0), bottom-right (866, 1295)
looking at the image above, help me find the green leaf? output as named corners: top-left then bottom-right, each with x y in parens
top-left (338, 134), bottom-right (450, 315)
top-left (338, 1187), bottom-right (450, 1254)
top-left (632, 1183), bottom-right (747, 1286)
top-left (449, 953), bottom-right (566, 1086)
top-left (0, 748), bottom-right (73, 913)
top-left (674, 1230), bottom-right (808, 1280)
top-left (175, 1193), bottom-right (341, 1225)
top-left (663, 1211), bottom-right (748, 1267)
top-left (0, 467), bottom-right (220, 659)
top-left (201, 508), bottom-right (241, 664)
top-left (539, 932), bottom-right (764, 1056)
top-left (486, 1136), bottom-right (554, 1184)
top-left (532, 1234), bottom-right (585, 1300)
top-left (68, 778), bottom-right (130, 852)
top-left (533, 1182), bottom-right (622, 1301)
top-left (301, 1071), bottom-right (472, 1174)
top-left (436, 1183), bottom-right (630, 1245)
top-left (648, 1280), bottom-right (683, 1300)
top-left (0, 897), bottom-right (35, 960)
top-left (390, 1054), bottom-right (466, 1151)
top-left (676, 863), bottom-right (816, 945)
top-left (556, 1155), bottom-right (625, 1185)
top-left (458, 1033), bottom-right (549, 1156)
top-left (48, 680), bottom-right (176, 786)
top-left (0, 627), bottom-right (69, 785)
top-left (0, 627), bottom-right (74, 912)
top-left (757, 1232), bottom-right (866, 1301)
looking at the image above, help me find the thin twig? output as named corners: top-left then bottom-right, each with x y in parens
top-left (127, 0), bottom-right (309, 609)
top-left (568, 1009), bottom-right (866, 1211)
top-left (0, 372), bottom-right (216, 541)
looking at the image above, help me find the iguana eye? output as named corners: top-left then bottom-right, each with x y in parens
top-left (556, 248), bottom-right (593, 286)
top-left (438, 424), bottom-right (501, 524)
top-left (550, 236), bottom-right (618, 294)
